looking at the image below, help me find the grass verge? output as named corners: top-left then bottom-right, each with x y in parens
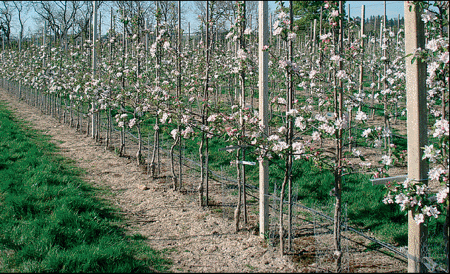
top-left (0, 100), bottom-right (171, 273)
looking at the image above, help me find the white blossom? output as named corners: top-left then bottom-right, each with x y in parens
top-left (439, 51), bottom-right (449, 63)
top-left (273, 27), bottom-right (283, 36)
top-left (160, 112), bottom-right (170, 124)
top-left (128, 118), bottom-right (136, 128)
top-left (422, 144), bottom-right (440, 162)
top-left (426, 38), bottom-right (440, 52)
top-left (181, 126), bottom-right (194, 138)
top-left (287, 32), bottom-right (297, 41)
top-left (352, 148), bottom-right (362, 157)
top-left (278, 126), bottom-right (287, 134)
top-left (312, 131), bottom-right (321, 141)
top-left (278, 11), bottom-right (287, 19)
top-left (277, 97), bottom-right (287, 105)
top-left (381, 154), bottom-right (392, 166)
top-left (421, 9), bottom-right (437, 23)
top-left (318, 123), bottom-right (335, 135)
top-left (237, 49), bottom-right (247, 60)
top-left (273, 141), bottom-right (289, 152)
top-left (286, 109), bottom-right (298, 116)
top-left (171, 128), bottom-right (178, 140)
top-left (414, 213), bottom-right (425, 224)
top-left (336, 70), bottom-right (347, 79)
top-left (330, 10), bottom-right (339, 17)
top-left (433, 119), bottom-right (449, 137)
top-left (355, 111), bottom-right (368, 121)
top-left (330, 55), bottom-right (341, 62)
top-left (428, 167), bottom-right (445, 181)
top-left (437, 187), bottom-right (449, 203)
top-left (207, 114), bottom-right (218, 122)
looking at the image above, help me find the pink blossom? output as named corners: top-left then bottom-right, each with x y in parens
top-left (437, 187), bottom-right (449, 203)
top-left (440, 52), bottom-right (449, 63)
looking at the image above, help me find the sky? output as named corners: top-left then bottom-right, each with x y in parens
top-left (181, 1), bottom-right (406, 33)
top-left (347, 1), bottom-right (405, 20)
top-left (11, 1), bottom-right (406, 39)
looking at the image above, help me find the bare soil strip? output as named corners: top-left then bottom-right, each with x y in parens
top-left (0, 88), bottom-right (407, 273)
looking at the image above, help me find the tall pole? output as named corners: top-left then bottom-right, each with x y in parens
top-left (319, 6), bottom-right (323, 37)
top-left (348, 4), bottom-right (350, 43)
top-left (404, 2), bottom-right (428, 272)
top-left (358, 5), bottom-right (365, 95)
top-left (287, 0), bottom-right (294, 251)
top-left (258, 0), bottom-right (269, 239)
top-left (43, 22), bottom-right (47, 68)
top-left (313, 18), bottom-right (317, 54)
top-left (177, 0), bottom-right (182, 189)
top-left (1, 35), bottom-right (4, 63)
top-left (92, 0), bottom-right (98, 139)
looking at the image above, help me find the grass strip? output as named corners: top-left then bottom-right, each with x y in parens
top-left (0, 100), bottom-right (171, 273)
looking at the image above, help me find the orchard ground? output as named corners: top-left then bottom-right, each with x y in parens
top-left (0, 87), bottom-right (408, 272)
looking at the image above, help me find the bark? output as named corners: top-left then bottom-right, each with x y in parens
top-left (136, 123), bottom-right (143, 165)
top-left (234, 149), bottom-right (242, 233)
top-left (150, 121), bottom-right (159, 178)
top-left (198, 128), bottom-right (204, 206)
top-left (279, 163), bottom-right (289, 256)
top-left (170, 134), bottom-right (179, 190)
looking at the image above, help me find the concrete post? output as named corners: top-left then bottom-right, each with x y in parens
top-left (404, 2), bottom-right (428, 272)
top-left (258, 1), bottom-right (269, 239)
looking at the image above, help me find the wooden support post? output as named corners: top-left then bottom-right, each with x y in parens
top-left (358, 5), bottom-right (365, 95)
top-left (177, 0), bottom-right (182, 189)
top-left (313, 18), bottom-right (317, 54)
top-left (404, 2), bottom-right (428, 272)
top-left (92, 0), bottom-right (98, 139)
top-left (258, 0), bottom-right (269, 239)
top-left (43, 22), bottom-right (47, 68)
top-left (319, 6), bottom-right (323, 37)
top-left (348, 4), bottom-right (351, 43)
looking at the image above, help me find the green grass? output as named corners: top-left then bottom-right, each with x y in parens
top-left (0, 100), bottom-right (171, 273)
